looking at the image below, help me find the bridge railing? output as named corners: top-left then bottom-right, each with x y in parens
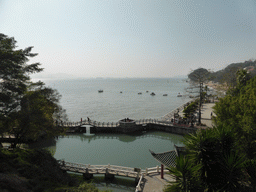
top-left (144, 165), bottom-right (160, 175)
top-left (60, 116), bottom-right (195, 129)
top-left (57, 161), bottom-right (163, 176)
top-left (135, 174), bottom-right (144, 192)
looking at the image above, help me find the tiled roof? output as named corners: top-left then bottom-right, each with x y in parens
top-left (149, 149), bottom-right (178, 167)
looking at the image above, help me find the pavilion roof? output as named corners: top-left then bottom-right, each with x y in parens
top-left (149, 145), bottom-right (186, 167)
top-left (149, 149), bottom-right (177, 167)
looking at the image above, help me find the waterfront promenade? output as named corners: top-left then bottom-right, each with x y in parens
top-left (200, 103), bottom-right (215, 127)
top-left (177, 102), bottom-right (216, 128)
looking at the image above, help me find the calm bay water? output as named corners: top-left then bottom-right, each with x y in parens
top-left (36, 78), bottom-right (190, 192)
top-left (42, 78), bottom-right (191, 122)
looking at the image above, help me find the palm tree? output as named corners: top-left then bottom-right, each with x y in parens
top-left (164, 155), bottom-right (202, 192)
top-left (182, 125), bottom-right (246, 191)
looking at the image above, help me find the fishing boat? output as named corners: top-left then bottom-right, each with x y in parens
top-left (177, 93), bottom-right (182, 97)
top-left (98, 90), bottom-right (103, 93)
top-left (163, 94), bottom-right (168, 96)
top-left (150, 92), bottom-right (156, 96)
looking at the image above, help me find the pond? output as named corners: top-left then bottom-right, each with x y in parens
top-left (30, 131), bottom-right (184, 192)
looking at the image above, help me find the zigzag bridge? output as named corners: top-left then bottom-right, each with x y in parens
top-left (57, 160), bottom-right (170, 192)
top-left (58, 118), bottom-right (196, 135)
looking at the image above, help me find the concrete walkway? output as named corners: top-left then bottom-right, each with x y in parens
top-left (142, 173), bottom-right (175, 192)
top-left (178, 102), bottom-right (216, 128)
top-left (200, 103), bottom-right (216, 128)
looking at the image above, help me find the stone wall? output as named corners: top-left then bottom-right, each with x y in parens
top-left (146, 123), bottom-right (196, 135)
top-left (66, 123), bottom-right (196, 135)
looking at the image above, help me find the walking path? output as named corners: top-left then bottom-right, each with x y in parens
top-left (200, 103), bottom-right (216, 128)
top-left (177, 102), bottom-right (216, 128)
top-left (142, 173), bottom-right (175, 192)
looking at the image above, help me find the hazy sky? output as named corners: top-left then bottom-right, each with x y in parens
top-left (1, 0), bottom-right (256, 78)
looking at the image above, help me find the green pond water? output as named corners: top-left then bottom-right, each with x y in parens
top-left (31, 131), bottom-right (184, 192)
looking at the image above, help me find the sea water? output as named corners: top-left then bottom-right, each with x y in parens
top-left (42, 78), bottom-right (192, 122)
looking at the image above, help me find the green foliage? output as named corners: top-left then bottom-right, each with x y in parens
top-left (0, 33), bottom-right (67, 146)
top-left (183, 101), bottom-right (198, 118)
top-left (166, 125), bottom-right (249, 191)
top-left (188, 60), bottom-right (256, 87)
top-left (169, 75), bottom-right (256, 191)
top-left (165, 155), bottom-right (202, 192)
top-left (211, 60), bottom-right (256, 83)
top-left (219, 151), bottom-right (245, 191)
top-left (213, 76), bottom-right (256, 159)
top-left (188, 68), bottom-right (210, 83)
top-left (0, 148), bottom-right (77, 191)
top-left (236, 69), bottom-right (251, 87)
top-left (0, 34), bottom-right (43, 131)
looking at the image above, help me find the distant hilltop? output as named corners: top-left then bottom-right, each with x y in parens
top-left (189, 59), bottom-right (256, 83)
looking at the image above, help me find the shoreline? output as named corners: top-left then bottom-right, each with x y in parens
top-left (161, 97), bottom-right (197, 121)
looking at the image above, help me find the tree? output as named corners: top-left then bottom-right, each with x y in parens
top-left (213, 76), bottom-right (256, 159)
top-left (0, 34), bottom-right (43, 135)
top-left (10, 87), bottom-right (67, 147)
top-left (188, 68), bottom-right (210, 124)
top-left (164, 155), bottom-right (203, 192)
top-left (182, 100), bottom-right (198, 119)
top-left (236, 69), bottom-right (251, 87)
top-left (0, 34), bottom-right (67, 147)
top-left (179, 126), bottom-right (246, 191)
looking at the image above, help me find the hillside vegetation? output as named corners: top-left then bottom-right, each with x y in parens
top-left (0, 148), bottom-right (109, 192)
top-left (189, 59), bottom-right (256, 83)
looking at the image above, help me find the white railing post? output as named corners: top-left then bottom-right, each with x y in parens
top-left (157, 165), bottom-right (159, 173)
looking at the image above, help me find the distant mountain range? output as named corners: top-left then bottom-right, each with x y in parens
top-left (211, 60), bottom-right (256, 82)
top-left (189, 60), bottom-right (256, 83)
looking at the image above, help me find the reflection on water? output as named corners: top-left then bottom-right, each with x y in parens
top-left (63, 131), bottom-right (184, 144)
top-left (52, 131), bottom-right (184, 169)
top-left (82, 125), bottom-right (95, 136)
top-left (92, 176), bottom-right (136, 192)
top-left (33, 131), bottom-right (184, 192)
